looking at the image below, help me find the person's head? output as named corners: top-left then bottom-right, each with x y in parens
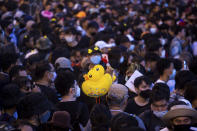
top-left (87, 21), bottom-right (99, 37)
top-left (46, 111), bottom-right (72, 131)
top-left (149, 24), bottom-right (158, 34)
top-left (95, 40), bottom-right (114, 54)
top-left (134, 76), bottom-right (151, 99)
top-left (111, 112), bottom-right (144, 131)
top-left (107, 84), bottom-right (128, 109)
top-left (108, 47), bottom-right (122, 69)
top-left (35, 36), bottom-right (52, 51)
top-left (1, 18), bottom-right (14, 35)
top-left (9, 65), bottom-right (27, 81)
top-left (51, 47), bottom-right (70, 64)
top-left (64, 27), bottom-right (77, 44)
top-left (17, 93), bottom-right (52, 125)
top-left (55, 70), bottom-right (80, 98)
top-left (34, 61), bottom-right (56, 83)
top-left (156, 58), bottom-right (174, 78)
top-left (88, 46), bottom-right (102, 65)
top-left (175, 26), bottom-right (186, 38)
top-left (0, 53), bottom-right (18, 72)
top-left (151, 83), bottom-right (170, 118)
top-left (144, 53), bottom-right (160, 72)
top-left (55, 57), bottom-right (74, 72)
top-left (13, 76), bottom-right (32, 94)
top-left (0, 83), bottom-right (22, 110)
top-left (175, 70), bottom-right (197, 96)
top-left (90, 104), bottom-right (112, 131)
top-left (146, 38), bottom-right (163, 57)
top-left (119, 35), bottom-right (131, 49)
top-left (163, 104), bottom-right (197, 130)
top-left (184, 80), bottom-right (197, 109)
top-left (21, 34), bottom-right (36, 50)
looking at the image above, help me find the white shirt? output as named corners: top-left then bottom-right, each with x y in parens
top-left (160, 127), bottom-right (169, 131)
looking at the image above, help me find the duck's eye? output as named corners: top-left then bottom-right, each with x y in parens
top-left (96, 68), bottom-right (99, 71)
top-left (89, 75), bottom-right (92, 78)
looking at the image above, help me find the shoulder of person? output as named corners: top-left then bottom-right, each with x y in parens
top-left (139, 110), bottom-right (152, 119)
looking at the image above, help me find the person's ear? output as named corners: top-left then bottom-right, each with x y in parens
top-left (70, 87), bottom-right (75, 95)
top-left (44, 71), bottom-right (50, 78)
top-left (135, 87), bottom-right (140, 94)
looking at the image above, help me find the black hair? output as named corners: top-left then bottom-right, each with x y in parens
top-left (111, 113), bottom-right (139, 131)
top-left (167, 101), bottom-right (187, 111)
top-left (5, 0), bottom-right (18, 11)
top-left (146, 38), bottom-right (162, 53)
top-left (145, 53), bottom-right (160, 63)
top-left (134, 76), bottom-right (151, 88)
top-left (184, 80), bottom-right (197, 105)
top-left (9, 65), bottom-right (26, 81)
top-left (17, 93), bottom-right (51, 119)
top-left (174, 26), bottom-right (185, 35)
top-left (64, 27), bottom-right (78, 35)
top-left (87, 21), bottom-right (99, 29)
top-left (90, 104), bottom-right (111, 131)
top-left (55, 70), bottom-right (75, 96)
top-left (119, 35), bottom-right (130, 44)
top-left (189, 57), bottom-right (197, 76)
top-left (151, 83), bottom-right (170, 103)
top-left (0, 53), bottom-right (18, 72)
top-left (0, 83), bottom-right (22, 109)
top-left (171, 59), bottom-right (182, 71)
top-left (108, 47), bottom-right (122, 69)
top-left (57, 4), bottom-right (64, 11)
top-left (175, 70), bottom-right (197, 90)
top-left (51, 47), bottom-right (70, 64)
top-left (156, 58), bottom-right (172, 76)
top-left (13, 76), bottom-right (31, 90)
top-left (33, 61), bottom-right (51, 81)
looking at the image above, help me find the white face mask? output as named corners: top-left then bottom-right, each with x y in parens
top-left (90, 55), bottom-right (101, 65)
top-left (51, 72), bottom-right (57, 82)
top-left (160, 38), bottom-right (166, 46)
top-left (119, 56), bottom-right (124, 63)
top-left (160, 50), bottom-right (166, 58)
top-left (153, 110), bottom-right (167, 118)
top-left (182, 60), bottom-right (189, 70)
top-left (125, 76), bottom-right (129, 82)
top-left (169, 69), bottom-right (176, 80)
top-left (150, 28), bottom-right (157, 34)
top-left (126, 34), bottom-right (134, 42)
top-left (74, 81), bottom-right (80, 97)
top-left (128, 44), bottom-right (135, 51)
top-left (65, 35), bottom-right (75, 43)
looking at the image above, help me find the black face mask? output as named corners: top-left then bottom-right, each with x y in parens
top-left (139, 89), bottom-right (151, 99)
top-left (90, 32), bottom-right (96, 36)
top-left (173, 124), bottom-right (194, 131)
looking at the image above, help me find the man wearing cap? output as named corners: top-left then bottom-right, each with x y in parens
top-left (106, 83), bottom-right (146, 130)
top-left (55, 57), bottom-right (74, 72)
top-left (161, 105), bottom-right (197, 131)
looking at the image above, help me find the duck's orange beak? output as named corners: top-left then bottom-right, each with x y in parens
top-left (83, 74), bottom-right (89, 80)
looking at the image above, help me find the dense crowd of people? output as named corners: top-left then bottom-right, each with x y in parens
top-left (0, 0), bottom-right (197, 131)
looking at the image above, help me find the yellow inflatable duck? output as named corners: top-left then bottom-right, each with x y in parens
top-left (82, 65), bottom-right (115, 98)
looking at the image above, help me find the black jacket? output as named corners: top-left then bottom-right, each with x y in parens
top-left (140, 110), bottom-right (166, 131)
